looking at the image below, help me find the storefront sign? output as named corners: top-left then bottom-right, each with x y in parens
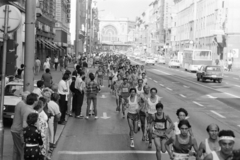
top-left (66, 0), bottom-right (71, 23)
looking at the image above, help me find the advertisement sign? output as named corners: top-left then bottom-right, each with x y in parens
top-left (229, 49), bottom-right (239, 58)
top-left (66, 0), bottom-right (71, 23)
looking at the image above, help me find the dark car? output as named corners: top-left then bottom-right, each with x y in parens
top-left (196, 65), bottom-right (223, 83)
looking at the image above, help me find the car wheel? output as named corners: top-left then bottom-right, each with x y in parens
top-left (218, 79), bottom-right (222, 83)
top-left (197, 77), bottom-right (200, 81)
top-left (202, 77), bottom-right (205, 82)
top-left (213, 80), bottom-right (216, 83)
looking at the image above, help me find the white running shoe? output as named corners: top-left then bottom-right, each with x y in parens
top-left (130, 140), bottom-right (134, 148)
top-left (85, 116), bottom-right (89, 120)
top-left (95, 116), bottom-right (98, 119)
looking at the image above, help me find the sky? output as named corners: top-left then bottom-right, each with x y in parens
top-left (70, 0), bottom-right (152, 44)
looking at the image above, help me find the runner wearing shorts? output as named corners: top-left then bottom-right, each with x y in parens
top-left (146, 88), bottom-right (162, 148)
top-left (125, 88), bottom-right (141, 148)
top-left (114, 74), bottom-right (123, 112)
top-left (152, 103), bottom-right (173, 160)
top-left (118, 78), bottom-right (131, 118)
top-left (96, 66), bottom-right (104, 87)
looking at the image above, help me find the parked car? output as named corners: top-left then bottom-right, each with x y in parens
top-left (158, 56), bottom-right (166, 64)
top-left (3, 80), bottom-right (37, 119)
top-left (168, 59), bottom-right (180, 68)
top-left (196, 65), bottom-right (223, 83)
top-left (145, 57), bottom-right (155, 65)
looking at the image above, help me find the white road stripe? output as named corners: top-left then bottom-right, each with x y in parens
top-left (58, 150), bottom-right (167, 155)
top-left (234, 78), bottom-right (239, 80)
top-left (210, 110), bottom-right (226, 119)
top-left (183, 85), bottom-right (190, 88)
top-left (234, 85), bottom-right (240, 88)
top-left (207, 95), bottom-right (217, 99)
top-left (149, 77), bottom-right (152, 80)
top-left (153, 80), bottom-right (157, 83)
top-left (160, 84), bottom-right (164, 87)
top-left (238, 125), bottom-right (240, 127)
top-left (152, 69), bottom-right (171, 75)
top-left (180, 94), bottom-right (186, 98)
top-left (193, 101), bottom-right (204, 107)
top-left (224, 92), bottom-right (240, 98)
top-left (166, 87), bottom-right (172, 91)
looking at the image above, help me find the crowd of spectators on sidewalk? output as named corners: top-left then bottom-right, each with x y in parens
top-left (10, 55), bottom-right (101, 160)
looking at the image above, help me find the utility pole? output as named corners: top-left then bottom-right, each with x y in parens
top-left (0, 5), bottom-right (10, 160)
top-left (24, 0), bottom-right (36, 92)
top-left (75, 0), bottom-right (80, 59)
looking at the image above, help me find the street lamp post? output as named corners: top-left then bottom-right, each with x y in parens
top-left (24, 0), bottom-right (36, 92)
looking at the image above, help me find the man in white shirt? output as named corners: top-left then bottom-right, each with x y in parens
top-left (54, 57), bottom-right (59, 71)
top-left (74, 70), bottom-right (85, 118)
top-left (58, 73), bottom-right (69, 124)
top-left (35, 58), bottom-right (41, 75)
top-left (32, 80), bottom-right (44, 97)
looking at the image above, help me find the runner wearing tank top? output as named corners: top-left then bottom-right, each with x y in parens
top-left (197, 124), bottom-right (220, 160)
top-left (136, 79), bottom-right (144, 96)
top-left (125, 88), bottom-right (140, 148)
top-left (146, 88), bottom-right (162, 148)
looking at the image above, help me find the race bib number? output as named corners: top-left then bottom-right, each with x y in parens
top-left (173, 153), bottom-right (189, 160)
top-left (98, 72), bottom-right (102, 75)
top-left (122, 88), bottom-right (128, 92)
top-left (149, 108), bottom-right (156, 113)
top-left (155, 122), bottom-right (165, 130)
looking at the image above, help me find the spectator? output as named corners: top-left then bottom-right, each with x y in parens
top-left (35, 58), bottom-right (41, 75)
top-left (16, 64), bottom-right (24, 79)
top-left (59, 56), bottom-right (64, 71)
top-left (42, 68), bottom-right (53, 88)
top-left (70, 76), bottom-right (77, 116)
top-left (32, 80), bottom-right (44, 97)
top-left (85, 73), bottom-right (100, 119)
top-left (54, 56), bottom-right (59, 71)
top-left (74, 70), bottom-right (85, 118)
top-left (11, 91), bottom-right (30, 160)
top-left (23, 113), bottom-right (43, 160)
top-left (58, 73), bottom-right (70, 124)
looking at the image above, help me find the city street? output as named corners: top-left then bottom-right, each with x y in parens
top-left (51, 62), bottom-right (240, 160)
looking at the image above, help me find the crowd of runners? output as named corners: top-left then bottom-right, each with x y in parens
top-left (94, 53), bottom-right (240, 160)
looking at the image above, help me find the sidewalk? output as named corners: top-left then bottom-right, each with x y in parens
top-left (224, 68), bottom-right (240, 77)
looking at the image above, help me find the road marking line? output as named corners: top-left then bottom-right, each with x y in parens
top-left (211, 110), bottom-right (226, 119)
top-left (207, 95), bottom-right (217, 99)
top-left (159, 84), bottom-right (164, 87)
top-left (153, 80), bottom-right (157, 83)
top-left (58, 150), bottom-right (168, 155)
top-left (180, 94), bottom-right (186, 98)
top-left (224, 92), bottom-right (240, 98)
top-left (166, 87), bottom-right (172, 91)
top-left (234, 78), bottom-right (239, 80)
top-left (149, 77), bottom-right (152, 80)
top-left (193, 101), bottom-right (204, 107)
top-left (149, 68), bottom-right (240, 99)
top-left (183, 85), bottom-right (190, 88)
top-left (234, 85), bottom-right (240, 88)
top-left (152, 69), bottom-right (171, 75)
top-left (238, 125), bottom-right (240, 127)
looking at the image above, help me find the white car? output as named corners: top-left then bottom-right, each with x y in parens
top-left (158, 57), bottom-right (166, 64)
top-left (168, 59), bottom-right (180, 68)
top-left (4, 80), bottom-right (37, 119)
top-left (145, 57), bottom-right (155, 65)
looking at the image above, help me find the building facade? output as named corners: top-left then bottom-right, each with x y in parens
top-left (54, 0), bottom-right (71, 57)
top-left (171, 0), bottom-right (240, 68)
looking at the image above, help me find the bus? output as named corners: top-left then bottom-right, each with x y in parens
top-left (183, 49), bottom-right (213, 72)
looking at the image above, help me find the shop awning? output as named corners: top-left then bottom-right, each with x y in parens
top-left (40, 39), bottom-right (55, 50)
top-left (44, 40), bottom-right (58, 50)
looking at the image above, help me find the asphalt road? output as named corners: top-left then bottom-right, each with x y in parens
top-left (52, 61), bottom-right (240, 160)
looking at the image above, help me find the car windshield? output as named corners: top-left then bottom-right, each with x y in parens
top-left (5, 85), bottom-right (24, 96)
top-left (206, 67), bottom-right (221, 71)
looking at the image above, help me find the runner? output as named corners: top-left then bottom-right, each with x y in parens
top-left (139, 65), bottom-right (146, 79)
top-left (165, 119), bottom-right (198, 160)
top-left (125, 88), bottom-right (141, 148)
top-left (173, 108), bottom-right (193, 136)
top-left (114, 74), bottom-right (123, 112)
top-left (146, 88), bottom-right (162, 148)
top-left (139, 85), bottom-right (150, 141)
top-left (95, 66), bottom-right (104, 87)
top-left (118, 77), bottom-right (131, 118)
top-left (197, 124), bottom-right (220, 160)
top-left (152, 102), bottom-right (173, 160)
top-left (107, 65), bottom-right (113, 88)
top-left (142, 72), bottom-right (148, 86)
top-left (203, 130), bottom-right (235, 160)
top-left (136, 79), bottom-right (144, 95)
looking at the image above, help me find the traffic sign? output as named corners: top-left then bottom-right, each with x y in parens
top-left (0, 5), bottom-right (22, 33)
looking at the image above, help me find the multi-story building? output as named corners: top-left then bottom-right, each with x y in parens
top-left (54, 0), bottom-right (71, 57)
top-left (171, 0), bottom-right (240, 68)
top-left (36, 0), bottom-right (60, 65)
